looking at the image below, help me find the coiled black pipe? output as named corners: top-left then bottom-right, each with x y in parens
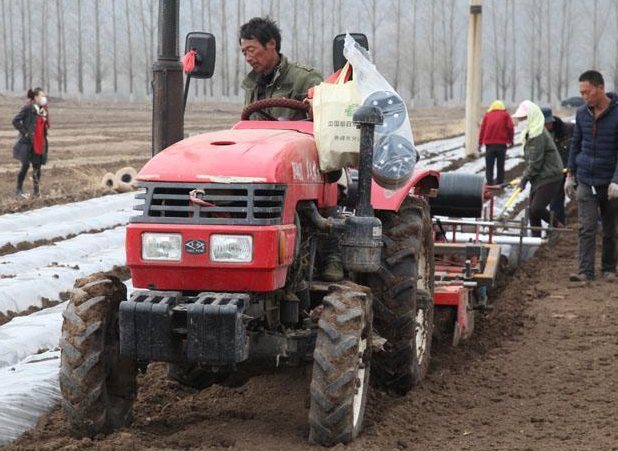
top-left (429, 172), bottom-right (485, 218)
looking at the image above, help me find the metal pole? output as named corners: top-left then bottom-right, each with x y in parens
top-left (517, 216), bottom-right (525, 266)
top-left (464, 0), bottom-right (482, 158)
top-left (152, 0), bottom-right (184, 156)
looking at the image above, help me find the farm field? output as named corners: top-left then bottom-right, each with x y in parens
top-left (0, 94), bottom-right (469, 216)
top-left (1, 97), bottom-right (615, 451)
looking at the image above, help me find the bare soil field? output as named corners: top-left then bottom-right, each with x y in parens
top-left (3, 207), bottom-right (618, 451)
top-left (0, 95), bottom-right (242, 215)
top-left (0, 94), bottom-right (468, 215)
top-left (2, 96), bottom-right (605, 450)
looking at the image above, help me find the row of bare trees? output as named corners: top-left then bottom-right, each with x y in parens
top-left (488, 0), bottom-right (618, 105)
top-left (1, 0), bottom-right (617, 105)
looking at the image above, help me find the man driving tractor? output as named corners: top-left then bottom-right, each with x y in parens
top-left (240, 17), bottom-right (323, 121)
top-left (239, 17), bottom-right (343, 281)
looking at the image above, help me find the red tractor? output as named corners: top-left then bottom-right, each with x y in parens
top-left (58, 12), bottom-right (439, 447)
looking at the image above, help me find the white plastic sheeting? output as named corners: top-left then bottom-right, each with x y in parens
top-left (0, 228), bottom-right (126, 314)
top-left (0, 351), bottom-right (62, 445)
top-left (0, 280), bottom-right (135, 444)
top-left (417, 134), bottom-right (464, 158)
top-left (0, 281), bottom-right (135, 369)
top-left (0, 302), bottom-right (66, 369)
top-left (0, 192), bottom-right (136, 249)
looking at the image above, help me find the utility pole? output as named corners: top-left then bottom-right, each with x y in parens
top-left (464, 0), bottom-right (483, 158)
top-left (152, 0), bottom-right (183, 156)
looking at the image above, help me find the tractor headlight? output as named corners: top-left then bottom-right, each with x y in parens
top-left (142, 233), bottom-right (182, 261)
top-left (210, 235), bottom-right (253, 263)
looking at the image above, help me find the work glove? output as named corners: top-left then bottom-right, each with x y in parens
top-left (608, 182), bottom-right (618, 200)
top-left (565, 175), bottom-right (577, 199)
top-left (517, 175), bottom-right (529, 191)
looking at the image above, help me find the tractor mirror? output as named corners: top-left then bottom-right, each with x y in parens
top-left (333, 33), bottom-right (369, 72)
top-left (184, 32), bottom-right (216, 79)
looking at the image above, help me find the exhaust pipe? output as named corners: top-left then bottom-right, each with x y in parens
top-left (340, 106), bottom-right (384, 273)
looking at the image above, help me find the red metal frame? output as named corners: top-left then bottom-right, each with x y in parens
top-left (432, 239), bottom-right (501, 345)
top-left (127, 223), bottom-right (296, 292)
top-left (130, 120), bottom-right (442, 295)
top-left (433, 285), bottom-right (472, 341)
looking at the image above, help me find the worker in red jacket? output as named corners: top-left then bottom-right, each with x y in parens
top-left (479, 100), bottom-right (514, 185)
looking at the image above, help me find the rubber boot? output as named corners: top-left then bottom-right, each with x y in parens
top-left (321, 209), bottom-right (344, 282)
top-left (322, 255), bottom-right (344, 282)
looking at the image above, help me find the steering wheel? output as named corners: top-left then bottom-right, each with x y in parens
top-left (240, 98), bottom-right (310, 121)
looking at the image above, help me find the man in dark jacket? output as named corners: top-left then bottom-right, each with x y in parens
top-left (239, 17), bottom-right (344, 281)
top-left (239, 17), bottom-right (323, 121)
top-left (566, 71), bottom-right (618, 281)
top-left (543, 107), bottom-right (573, 225)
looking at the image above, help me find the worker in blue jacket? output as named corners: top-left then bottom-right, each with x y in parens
top-left (566, 70), bottom-right (618, 282)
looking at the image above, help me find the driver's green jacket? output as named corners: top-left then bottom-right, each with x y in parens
top-left (241, 54), bottom-right (323, 120)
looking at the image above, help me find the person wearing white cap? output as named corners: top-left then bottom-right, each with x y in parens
top-left (512, 100), bottom-right (564, 237)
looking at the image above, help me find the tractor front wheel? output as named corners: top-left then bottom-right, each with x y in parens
top-left (308, 282), bottom-right (373, 446)
top-left (59, 273), bottom-right (137, 438)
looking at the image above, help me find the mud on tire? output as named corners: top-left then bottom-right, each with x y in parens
top-left (308, 282), bottom-right (373, 446)
top-left (369, 196), bottom-right (435, 395)
top-left (59, 273), bottom-right (137, 438)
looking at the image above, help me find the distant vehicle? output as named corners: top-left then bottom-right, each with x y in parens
top-left (561, 96), bottom-right (585, 108)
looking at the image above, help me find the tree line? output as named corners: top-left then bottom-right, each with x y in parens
top-left (1, 0), bottom-right (617, 106)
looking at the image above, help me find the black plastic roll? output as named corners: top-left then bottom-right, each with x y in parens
top-left (363, 90), bottom-right (407, 134)
top-left (429, 172), bottom-right (485, 218)
top-left (372, 134), bottom-right (417, 190)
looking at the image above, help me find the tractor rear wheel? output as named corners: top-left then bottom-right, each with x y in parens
top-left (59, 273), bottom-right (137, 439)
top-left (308, 282), bottom-right (372, 446)
top-left (167, 362), bottom-right (229, 389)
top-left (369, 196), bottom-right (435, 395)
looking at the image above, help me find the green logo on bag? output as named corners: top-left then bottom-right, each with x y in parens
top-left (345, 104), bottom-right (359, 117)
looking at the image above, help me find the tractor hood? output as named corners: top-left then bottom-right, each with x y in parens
top-left (137, 128), bottom-right (323, 184)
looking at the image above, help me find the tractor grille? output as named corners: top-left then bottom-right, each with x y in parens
top-left (131, 182), bottom-right (286, 225)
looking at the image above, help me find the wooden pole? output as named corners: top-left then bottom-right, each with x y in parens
top-left (465, 0), bottom-right (483, 157)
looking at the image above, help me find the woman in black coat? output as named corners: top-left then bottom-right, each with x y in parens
top-left (12, 88), bottom-right (50, 198)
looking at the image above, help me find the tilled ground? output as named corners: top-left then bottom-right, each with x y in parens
top-left (2, 97), bottom-right (610, 450)
top-left (0, 95), bottom-right (466, 216)
top-left (0, 95), bottom-right (240, 215)
top-left (3, 209), bottom-right (618, 451)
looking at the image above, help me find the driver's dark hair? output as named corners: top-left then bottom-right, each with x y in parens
top-left (239, 17), bottom-right (281, 53)
top-left (579, 70), bottom-right (604, 87)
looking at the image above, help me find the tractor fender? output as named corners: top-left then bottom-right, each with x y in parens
top-left (371, 169), bottom-right (440, 212)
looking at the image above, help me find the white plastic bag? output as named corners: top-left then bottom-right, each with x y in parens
top-left (343, 34), bottom-right (417, 190)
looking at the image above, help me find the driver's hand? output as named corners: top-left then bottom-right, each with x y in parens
top-left (303, 97), bottom-right (314, 120)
